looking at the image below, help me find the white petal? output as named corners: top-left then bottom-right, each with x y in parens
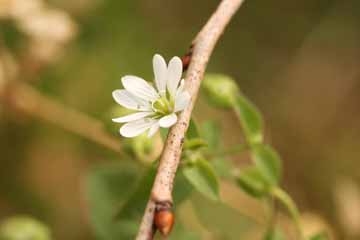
top-left (122, 75), bottom-right (159, 102)
top-left (120, 118), bottom-right (156, 138)
top-left (174, 90), bottom-right (191, 112)
top-left (176, 79), bottom-right (185, 95)
top-left (159, 113), bottom-right (178, 128)
top-left (167, 57), bottom-right (183, 97)
top-left (153, 54), bottom-right (167, 95)
top-left (112, 89), bottom-right (151, 111)
top-left (112, 111), bottom-right (153, 123)
top-left (147, 122), bottom-right (160, 137)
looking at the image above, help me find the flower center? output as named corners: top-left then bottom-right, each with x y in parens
top-left (152, 96), bottom-right (173, 115)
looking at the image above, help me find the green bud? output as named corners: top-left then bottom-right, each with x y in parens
top-left (202, 74), bottom-right (239, 109)
top-left (0, 216), bottom-right (51, 240)
top-left (132, 133), bottom-right (154, 160)
top-left (125, 133), bottom-right (162, 164)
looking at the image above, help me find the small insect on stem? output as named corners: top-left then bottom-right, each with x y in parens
top-left (154, 201), bottom-right (174, 237)
top-left (181, 44), bottom-right (194, 71)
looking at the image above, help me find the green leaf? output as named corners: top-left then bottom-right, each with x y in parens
top-left (236, 166), bottom-right (270, 198)
top-left (115, 163), bottom-right (157, 220)
top-left (202, 74), bottom-right (239, 109)
top-left (85, 161), bottom-right (140, 240)
top-left (187, 118), bottom-right (200, 139)
top-left (191, 193), bottom-right (255, 240)
top-left (0, 216), bottom-right (51, 240)
top-left (183, 158), bottom-right (220, 201)
top-left (232, 94), bottom-right (263, 144)
top-left (162, 118), bottom-right (199, 143)
top-left (201, 120), bottom-right (220, 150)
top-left (264, 227), bottom-right (285, 240)
top-left (184, 138), bottom-right (208, 150)
top-left (308, 232), bottom-right (329, 240)
top-left (173, 170), bottom-right (194, 205)
top-left (251, 144), bottom-right (282, 185)
top-left (211, 157), bottom-right (234, 179)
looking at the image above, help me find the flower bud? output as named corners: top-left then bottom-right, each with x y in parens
top-left (202, 74), bottom-right (239, 109)
top-left (130, 133), bottom-right (161, 164)
top-left (0, 216), bottom-right (51, 240)
top-left (154, 202), bottom-right (174, 237)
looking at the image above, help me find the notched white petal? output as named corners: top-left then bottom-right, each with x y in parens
top-left (147, 122), bottom-right (160, 137)
top-left (122, 75), bottom-right (159, 102)
top-left (153, 54), bottom-right (167, 95)
top-left (112, 89), bottom-right (151, 111)
top-left (176, 79), bottom-right (185, 94)
top-left (174, 90), bottom-right (190, 112)
top-left (159, 113), bottom-right (178, 128)
top-left (167, 56), bottom-right (183, 97)
top-left (120, 118), bottom-right (156, 138)
top-left (112, 111), bottom-right (153, 123)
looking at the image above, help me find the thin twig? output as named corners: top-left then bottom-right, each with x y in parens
top-left (136, 0), bottom-right (246, 239)
top-left (2, 82), bottom-right (122, 154)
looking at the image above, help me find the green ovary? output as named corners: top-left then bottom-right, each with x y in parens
top-left (152, 96), bottom-right (174, 116)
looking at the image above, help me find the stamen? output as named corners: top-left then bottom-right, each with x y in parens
top-left (152, 96), bottom-right (172, 115)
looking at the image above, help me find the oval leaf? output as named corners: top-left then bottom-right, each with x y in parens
top-left (211, 157), bottom-right (234, 179)
top-left (85, 162), bottom-right (140, 240)
top-left (115, 164), bottom-right (157, 220)
top-left (236, 166), bottom-right (270, 198)
top-left (173, 170), bottom-right (194, 204)
top-left (251, 144), bottom-right (282, 186)
top-left (232, 94), bottom-right (263, 144)
top-left (202, 74), bottom-right (239, 109)
top-left (183, 158), bottom-right (220, 201)
top-left (187, 118), bottom-right (201, 139)
top-left (201, 120), bottom-right (221, 150)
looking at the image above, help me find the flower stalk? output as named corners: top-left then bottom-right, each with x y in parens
top-left (271, 187), bottom-right (305, 240)
top-left (136, 0), bottom-right (246, 239)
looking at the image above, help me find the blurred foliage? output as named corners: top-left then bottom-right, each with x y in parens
top-left (85, 161), bottom-right (140, 239)
top-left (1, 0), bottom-right (360, 240)
top-left (0, 216), bottom-right (51, 240)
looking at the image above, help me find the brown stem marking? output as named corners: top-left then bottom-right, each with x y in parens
top-left (136, 0), bottom-right (246, 239)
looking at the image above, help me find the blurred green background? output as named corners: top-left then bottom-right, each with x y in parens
top-left (1, 0), bottom-right (360, 239)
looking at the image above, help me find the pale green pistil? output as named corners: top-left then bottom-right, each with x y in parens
top-left (152, 96), bottom-right (174, 116)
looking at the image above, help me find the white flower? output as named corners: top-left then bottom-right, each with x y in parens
top-left (112, 54), bottom-right (191, 138)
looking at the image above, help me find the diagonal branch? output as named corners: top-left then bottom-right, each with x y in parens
top-left (136, 0), bottom-right (246, 239)
top-left (0, 38), bottom-right (122, 154)
top-left (2, 82), bottom-right (122, 153)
